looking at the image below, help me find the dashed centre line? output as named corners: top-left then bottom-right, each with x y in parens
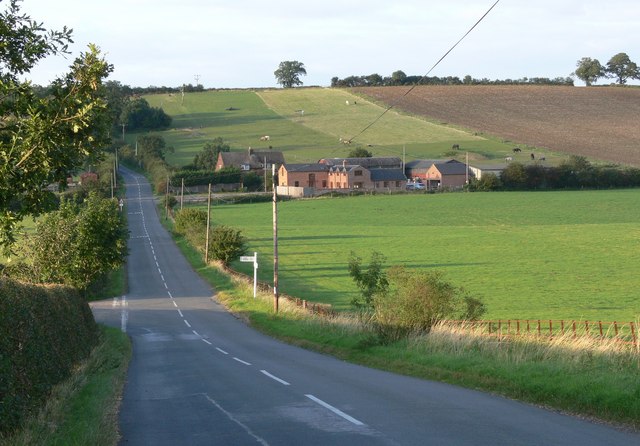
top-left (260, 370), bottom-right (290, 386)
top-left (233, 357), bottom-right (252, 366)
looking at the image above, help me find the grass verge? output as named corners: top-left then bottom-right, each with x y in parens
top-left (0, 325), bottom-right (131, 446)
top-left (162, 214), bottom-right (640, 431)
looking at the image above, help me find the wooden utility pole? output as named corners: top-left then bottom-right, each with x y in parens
top-left (272, 164), bottom-right (279, 313)
top-left (180, 178), bottom-right (184, 210)
top-left (205, 183), bottom-right (212, 263)
top-left (165, 176), bottom-right (170, 220)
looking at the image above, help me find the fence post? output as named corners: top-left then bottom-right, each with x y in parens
top-left (537, 320), bottom-right (541, 336)
top-left (560, 320), bottom-right (565, 335)
top-left (630, 322), bottom-right (637, 345)
top-left (517, 320), bottom-right (520, 335)
top-left (585, 321), bottom-right (590, 336)
top-left (598, 321), bottom-right (603, 338)
top-left (572, 320), bottom-right (577, 338)
top-left (613, 321), bottom-right (618, 337)
top-left (549, 320), bottom-right (553, 338)
top-left (526, 320), bottom-right (530, 334)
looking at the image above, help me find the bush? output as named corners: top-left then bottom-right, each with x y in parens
top-left (207, 225), bottom-right (247, 266)
top-left (0, 278), bottom-right (98, 435)
top-left (174, 208), bottom-right (207, 236)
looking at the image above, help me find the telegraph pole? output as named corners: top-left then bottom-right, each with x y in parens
top-left (194, 74), bottom-right (201, 86)
top-left (205, 183), bottom-right (212, 263)
top-left (121, 123), bottom-right (126, 141)
top-left (180, 178), bottom-right (184, 210)
top-left (272, 164), bottom-right (279, 313)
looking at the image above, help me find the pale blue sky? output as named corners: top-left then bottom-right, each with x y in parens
top-left (19, 0), bottom-right (640, 87)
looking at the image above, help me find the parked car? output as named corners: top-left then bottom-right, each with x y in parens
top-left (406, 181), bottom-right (425, 190)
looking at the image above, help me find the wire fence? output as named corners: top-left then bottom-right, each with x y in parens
top-left (446, 319), bottom-right (639, 344)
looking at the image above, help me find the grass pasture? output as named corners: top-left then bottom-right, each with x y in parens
top-left (143, 89), bottom-right (520, 167)
top-left (204, 189), bottom-right (640, 321)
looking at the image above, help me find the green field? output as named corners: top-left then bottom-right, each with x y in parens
top-left (142, 89), bottom-right (535, 167)
top-left (203, 190), bottom-right (640, 321)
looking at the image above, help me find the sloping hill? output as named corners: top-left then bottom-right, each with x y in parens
top-left (353, 85), bottom-right (640, 166)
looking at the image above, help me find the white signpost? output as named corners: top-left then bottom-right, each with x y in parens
top-left (240, 252), bottom-right (258, 298)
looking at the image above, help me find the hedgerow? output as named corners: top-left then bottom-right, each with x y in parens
top-left (0, 278), bottom-right (98, 436)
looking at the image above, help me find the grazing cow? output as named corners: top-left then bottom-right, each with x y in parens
top-left (345, 100), bottom-right (350, 105)
top-left (539, 156), bottom-right (546, 161)
top-left (452, 144), bottom-right (460, 150)
top-left (260, 135), bottom-right (270, 141)
top-left (505, 156), bottom-right (513, 162)
top-left (530, 153), bottom-right (535, 160)
top-left (513, 147), bottom-right (521, 153)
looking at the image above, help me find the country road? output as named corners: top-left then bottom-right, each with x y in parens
top-left (91, 167), bottom-right (639, 445)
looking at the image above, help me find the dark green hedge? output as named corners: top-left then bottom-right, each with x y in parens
top-left (170, 168), bottom-right (241, 187)
top-left (0, 278), bottom-right (99, 435)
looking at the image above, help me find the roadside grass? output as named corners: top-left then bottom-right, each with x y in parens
top-left (192, 189), bottom-right (640, 322)
top-left (0, 325), bottom-right (131, 446)
top-left (161, 212), bottom-right (640, 430)
top-left (142, 89), bottom-right (522, 167)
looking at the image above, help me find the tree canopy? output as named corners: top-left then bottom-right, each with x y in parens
top-left (573, 57), bottom-right (604, 86)
top-left (0, 0), bottom-right (113, 253)
top-left (605, 52), bottom-right (640, 85)
top-left (274, 60), bottom-right (306, 88)
top-left (193, 137), bottom-right (230, 170)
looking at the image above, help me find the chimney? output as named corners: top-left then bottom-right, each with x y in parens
top-left (342, 160), bottom-right (347, 168)
top-left (248, 147), bottom-right (253, 155)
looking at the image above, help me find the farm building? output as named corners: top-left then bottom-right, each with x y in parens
top-left (216, 148), bottom-right (285, 175)
top-left (277, 160), bottom-right (407, 196)
top-left (278, 163), bottom-right (330, 188)
top-left (425, 161), bottom-right (472, 189)
top-left (405, 159), bottom-right (463, 181)
top-left (468, 164), bottom-right (505, 180)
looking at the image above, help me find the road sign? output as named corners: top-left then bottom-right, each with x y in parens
top-left (240, 253), bottom-right (258, 298)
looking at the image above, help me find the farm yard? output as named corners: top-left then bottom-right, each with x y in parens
top-left (203, 190), bottom-right (640, 322)
top-left (353, 85), bottom-right (640, 167)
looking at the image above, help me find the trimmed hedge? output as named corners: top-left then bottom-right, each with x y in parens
top-left (0, 278), bottom-right (98, 435)
top-left (170, 168), bottom-right (241, 187)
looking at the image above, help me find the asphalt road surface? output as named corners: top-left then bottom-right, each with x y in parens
top-left (91, 167), bottom-right (639, 445)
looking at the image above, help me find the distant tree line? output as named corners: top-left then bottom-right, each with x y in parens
top-left (331, 71), bottom-right (574, 87)
top-left (470, 156), bottom-right (640, 192)
top-left (573, 52), bottom-right (639, 86)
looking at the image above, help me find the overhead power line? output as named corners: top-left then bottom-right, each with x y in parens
top-left (347, 0), bottom-right (501, 143)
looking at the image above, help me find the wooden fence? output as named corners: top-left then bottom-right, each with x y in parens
top-left (446, 319), bottom-right (639, 344)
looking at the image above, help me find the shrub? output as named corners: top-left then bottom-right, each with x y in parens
top-left (373, 267), bottom-right (486, 341)
top-left (0, 278), bottom-right (98, 435)
top-left (207, 225), bottom-right (247, 266)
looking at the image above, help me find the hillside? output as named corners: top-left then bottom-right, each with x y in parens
top-left (352, 85), bottom-right (640, 166)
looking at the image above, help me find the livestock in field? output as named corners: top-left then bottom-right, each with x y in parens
top-left (505, 156), bottom-right (513, 162)
top-left (513, 147), bottom-right (521, 153)
top-left (530, 153), bottom-right (535, 160)
top-left (539, 156), bottom-right (546, 161)
top-left (452, 144), bottom-right (460, 150)
top-left (345, 100), bottom-right (350, 105)
top-left (260, 135), bottom-right (270, 141)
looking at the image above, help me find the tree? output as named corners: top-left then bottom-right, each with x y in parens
top-left (605, 52), bottom-right (640, 85)
top-left (573, 57), bottom-right (604, 86)
top-left (17, 193), bottom-right (128, 291)
top-left (348, 251), bottom-right (388, 310)
top-left (348, 147), bottom-right (373, 158)
top-left (274, 61), bottom-right (307, 88)
top-left (119, 97), bottom-right (171, 131)
top-left (390, 70), bottom-right (407, 85)
top-left (0, 0), bottom-right (112, 254)
top-left (193, 137), bottom-right (230, 170)
top-left (207, 225), bottom-right (247, 266)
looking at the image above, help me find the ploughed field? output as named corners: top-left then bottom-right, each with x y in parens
top-left (352, 86), bottom-right (640, 166)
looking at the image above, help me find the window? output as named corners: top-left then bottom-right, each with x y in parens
top-left (294, 181), bottom-right (299, 187)
top-left (383, 181), bottom-right (389, 188)
top-left (354, 170), bottom-right (363, 176)
top-left (241, 164), bottom-right (250, 171)
top-left (322, 180), bottom-right (327, 188)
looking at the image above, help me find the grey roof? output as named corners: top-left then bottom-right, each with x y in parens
top-left (283, 163), bottom-right (330, 173)
top-left (369, 168), bottom-right (407, 182)
top-left (433, 162), bottom-right (470, 175)
top-left (406, 159), bottom-right (462, 170)
top-left (219, 150), bottom-right (285, 169)
top-left (320, 157), bottom-right (402, 169)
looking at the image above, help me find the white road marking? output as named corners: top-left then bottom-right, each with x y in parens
top-left (233, 357), bottom-right (251, 366)
top-left (216, 347), bottom-right (229, 355)
top-left (202, 339), bottom-right (212, 345)
top-left (192, 330), bottom-right (200, 336)
top-left (120, 296), bottom-right (128, 333)
top-left (167, 291), bottom-right (173, 299)
top-left (177, 309), bottom-right (183, 317)
top-left (164, 282), bottom-right (168, 289)
top-left (260, 370), bottom-right (290, 386)
top-left (305, 394), bottom-right (365, 426)
top-left (172, 301), bottom-right (178, 307)
top-left (202, 394), bottom-right (269, 446)
top-left (184, 320), bottom-right (191, 328)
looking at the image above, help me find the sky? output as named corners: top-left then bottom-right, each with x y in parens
top-left (18, 0), bottom-right (640, 88)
